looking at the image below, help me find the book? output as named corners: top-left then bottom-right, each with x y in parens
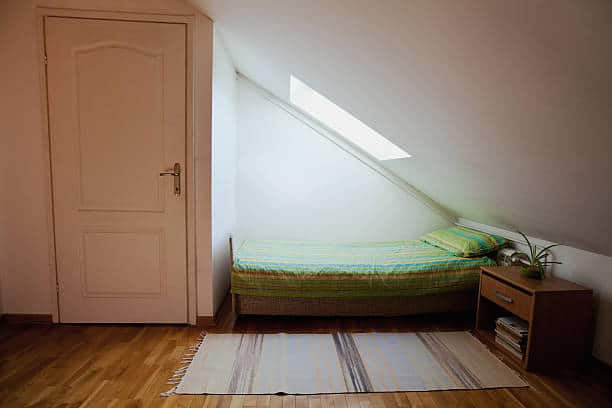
top-left (495, 329), bottom-right (525, 352)
top-left (496, 316), bottom-right (529, 336)
top-left (495, 324), bottom-right (527, 344)
top-left (495, 336), bottom-right (524, 360)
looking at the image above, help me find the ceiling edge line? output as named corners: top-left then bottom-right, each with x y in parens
top-left (237, 73), bottom-right (456, 224)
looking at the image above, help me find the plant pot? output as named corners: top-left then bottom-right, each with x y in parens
top-left (520, 265), bottom-right (544, 280)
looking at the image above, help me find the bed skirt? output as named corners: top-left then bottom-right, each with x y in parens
top-left (232, 291), bottom-right (476, 316)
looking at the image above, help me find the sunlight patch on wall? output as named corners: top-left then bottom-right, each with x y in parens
top-left (289, 76), bottom-right (410, 161)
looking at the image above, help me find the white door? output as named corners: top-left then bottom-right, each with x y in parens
top-left (45, 17), bottom-right (188, 323)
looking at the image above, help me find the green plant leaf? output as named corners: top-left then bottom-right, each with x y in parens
top-left (517, 231), bottom-right (535, 262)
top-left (535, 244), bottom-right (560, 260)
top-left (535, 253), bottom-right (550, 261)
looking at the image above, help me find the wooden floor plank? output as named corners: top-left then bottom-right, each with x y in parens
top-left (307, 395), bottom-right (322, 408)
top-left (0, 297), bottom-right (610, 407)
top-left (244, 394), bottom-right (259, 407)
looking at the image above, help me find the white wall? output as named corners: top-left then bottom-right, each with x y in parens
top-left (551, 247), bottom-right (612, 366)
top-left (236, 77), bottom-right (451, 243)
top-left (459, 219), bottom-right (612, 365)
top-left (0, 0), bottom-right (57, 316)
top-left (210, 31), bottom-right (237, 314)
top-left (199, 0), bottom-right (612, 258)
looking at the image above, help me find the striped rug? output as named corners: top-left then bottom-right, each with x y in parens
top-left (166, 332), bottom-right (526, 395)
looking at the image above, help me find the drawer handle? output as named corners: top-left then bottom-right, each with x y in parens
top-left (495, 292), bottom-right (514, 303)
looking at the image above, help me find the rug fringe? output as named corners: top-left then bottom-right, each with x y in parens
top-left (160, 386), bottom-right (176, 397)
top-left (160, 331), bottom-right (207, 397)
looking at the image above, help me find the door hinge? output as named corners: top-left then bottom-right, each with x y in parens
top-left (44, 55), bottom-right (48, 65)
top-left (55, 282), bottom-right (59, 293)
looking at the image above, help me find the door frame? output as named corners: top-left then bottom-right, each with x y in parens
top-left (36, 7), bottom-right (201, 324)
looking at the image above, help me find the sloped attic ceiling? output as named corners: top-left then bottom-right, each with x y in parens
top-left (190, 0), bottom-right (612, 256)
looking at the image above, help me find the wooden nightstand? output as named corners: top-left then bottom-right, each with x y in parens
top-left (475, 266), bottom-right (593, 371)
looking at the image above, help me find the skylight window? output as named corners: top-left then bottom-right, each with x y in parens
top-left (289, 76), bottom-right (410, 160)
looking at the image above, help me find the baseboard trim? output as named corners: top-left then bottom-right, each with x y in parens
top-left (196, 315), bottom-right (216, 327)
top-left (197, 298), bottom-right (227, 327)
top-left (1, 313), bottom-right (53, 325)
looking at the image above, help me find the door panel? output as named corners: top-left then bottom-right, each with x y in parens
top-left (81, 229), bottom-right (164, 297)
top-left (45, 17), bottom-right (187, 323)
top-left (75, 43), bottom-right (165, 212)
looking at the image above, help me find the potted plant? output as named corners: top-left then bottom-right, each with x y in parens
top-left (512, 231), bottom-right (562, 280)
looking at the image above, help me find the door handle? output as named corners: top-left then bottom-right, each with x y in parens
top-left (160, 162), bottom-right (181, 196)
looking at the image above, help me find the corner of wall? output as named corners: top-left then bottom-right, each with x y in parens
top-left (210, 25), bottom-right (238, 315)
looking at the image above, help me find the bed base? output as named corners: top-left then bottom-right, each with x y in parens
top-left (231, 292), bottom-right (476, 316)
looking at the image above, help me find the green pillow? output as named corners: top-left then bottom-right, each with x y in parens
top-left (420, 226), bottom-right (507, 257)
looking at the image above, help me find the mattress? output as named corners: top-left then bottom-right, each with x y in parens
top-left (232, 240), bottom-right (496, 298)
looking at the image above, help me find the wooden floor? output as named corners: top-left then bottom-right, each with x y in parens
top-left (1, 300), bottom-right (610, 407)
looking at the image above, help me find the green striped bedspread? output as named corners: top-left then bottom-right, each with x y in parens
top-left (232, 240), bottom-right (496, 298)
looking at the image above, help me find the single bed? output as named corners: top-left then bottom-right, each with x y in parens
top-left (230, 238), bottom-right (497, 316)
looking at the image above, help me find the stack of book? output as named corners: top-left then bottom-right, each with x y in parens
top-left (495, 316), bottom-right (528, 360)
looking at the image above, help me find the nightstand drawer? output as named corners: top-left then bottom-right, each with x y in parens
top-left (480, 274), bottom-right (532, 320)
